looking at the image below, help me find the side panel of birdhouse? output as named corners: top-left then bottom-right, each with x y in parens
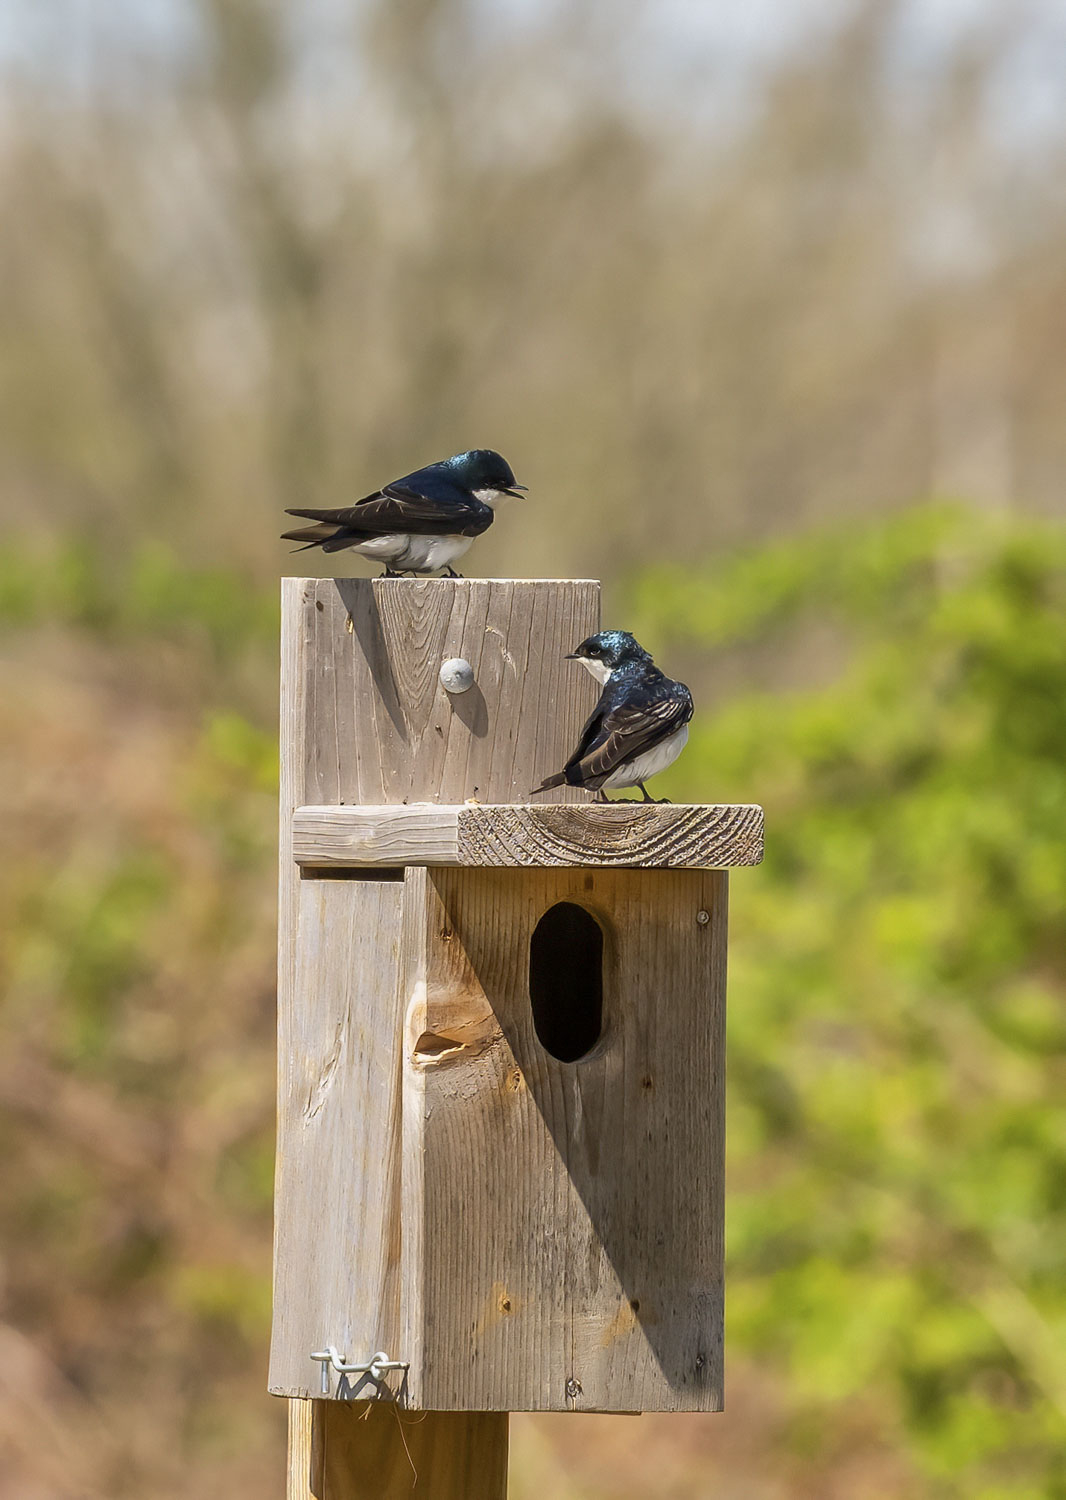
top-left (269, 874), bottom-right (409, 1397)
top-left (401, 866), bottom-right (728, 1414)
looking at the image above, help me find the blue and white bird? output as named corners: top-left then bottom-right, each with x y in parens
top-left (531, 630), bottom-right (693, 803)
top-left (281, 449), bottom-right (526, 577)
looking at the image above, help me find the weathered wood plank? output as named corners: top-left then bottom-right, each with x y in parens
top-left (406, 866), bottom-right (727, 1413)
top-left (293, 805), bottom-right (463, 867)
top-left (279, 580), bottom-right (314, 1475)
top-left (299, 578), bottom-right (601, 806)
top-left (269, 875), bottom-right (407, 1397)
top-left (460, 801), bottom-right (761, 868)
top-left (293, 802), bottom-right (764, 870)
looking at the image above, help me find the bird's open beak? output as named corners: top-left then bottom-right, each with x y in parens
top-left (503, 484), bottom-right (527, 497)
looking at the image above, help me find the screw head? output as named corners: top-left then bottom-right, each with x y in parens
top-left (565, 1376), bottom-right (582, 1400)
top-left (439, 657), bottom-right (475, 694)
top-left (696, 909), bottom-right (710, 926)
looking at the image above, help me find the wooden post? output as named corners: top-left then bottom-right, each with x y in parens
top-left (273, 577), bottom-right (763, 1495)
top-left (276, 579), bottom-right (600, 1498)
top-left (287, 1399), bottom-right (508, 1500)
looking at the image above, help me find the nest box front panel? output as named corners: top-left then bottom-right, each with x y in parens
top-left (404, 866), bottom-right (727, 1413)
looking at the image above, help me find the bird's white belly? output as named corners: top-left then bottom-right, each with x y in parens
top-left (602, 724), bottom-right (689, 790)
top-left (349, 534), bottom-right (472, 573)
top-left (350, 534), bottom-right (407, 562)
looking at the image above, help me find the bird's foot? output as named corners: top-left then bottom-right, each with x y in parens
top-left (443, 566), bottom-right (464, 579)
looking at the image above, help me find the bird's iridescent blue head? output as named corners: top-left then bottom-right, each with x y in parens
top-left (568, 629), bottom-right (651, 684)
top-left (445, 449), bottom-right (526, 501)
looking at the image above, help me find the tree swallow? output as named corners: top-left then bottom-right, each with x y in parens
top-left (280, 449), bottom-right (526, 577)
top-left (531, 630), bottom-right (693, 803)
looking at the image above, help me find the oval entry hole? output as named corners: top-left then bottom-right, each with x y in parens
top-left (529, 902), bottom-right (604, 1062)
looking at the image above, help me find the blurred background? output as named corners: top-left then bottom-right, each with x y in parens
top-left (3, 0), bottom-right (1066, 1495)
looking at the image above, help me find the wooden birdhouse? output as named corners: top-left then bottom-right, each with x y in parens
top-left (270, 578), bottom-right (763, 1494)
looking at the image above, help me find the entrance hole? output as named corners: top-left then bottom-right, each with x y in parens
top-left (529, 901), bottom-right (604, 1062)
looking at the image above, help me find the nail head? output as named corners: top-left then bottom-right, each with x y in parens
top-left (439, 657), bottom-right (475, 694)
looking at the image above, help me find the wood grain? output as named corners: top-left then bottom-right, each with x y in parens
top-left (269, 875), bottom-right (407, 1397)
top-left (293, 805), bottom-right (462, 867)
top-left (292, 802), bottom-right (764, 870)
top-left (287, 1400), bottom-right (315, 1500)
top-left (298, 578), bottom-right (601, 806)
top-left (310, 1402), bottom-right (508, 1499)
top-left (276, 577), bottom-right (732, 1428)
top-left (462, 801), bottom-right (761, 868)
top-left (275, 580), bottom-right (602, 1490)
top-left (405, 865), bottom-right (727, 1413)
top-left (278, 581), bottom-right (314, 1478)
top-left (274, 579), bottom-right (601, 1385)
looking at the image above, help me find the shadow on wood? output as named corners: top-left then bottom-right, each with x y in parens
top-left (288, 1400), bottom-right (508, 1500)
top-left (335, 578), bottom-right (408, 742)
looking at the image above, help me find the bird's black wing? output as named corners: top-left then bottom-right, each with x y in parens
top-left (284, 477), bottom-right (493, 539)
top-left (528, 697), bottom-right (609, 795)
top-left (564, 681), bottom-right (693, 789)
top-left (565, 698), bottom-right (609, 769)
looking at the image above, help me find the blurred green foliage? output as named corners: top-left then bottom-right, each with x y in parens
top-left (0, 537), bottom-right (277, 658)
top-left (0, 576), bottom-right (282, 1495)
top-left (634, 504), bottom-right (1066, 1497)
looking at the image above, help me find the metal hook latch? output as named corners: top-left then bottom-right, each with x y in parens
top-left (310, 1345), bottom-right (409, 1395)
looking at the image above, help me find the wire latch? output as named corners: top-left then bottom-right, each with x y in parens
top-left (310, 1345), bottom-right (409, 1396)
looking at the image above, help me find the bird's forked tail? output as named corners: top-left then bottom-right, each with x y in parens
top-left (529, 771), bottom-right (566, 797)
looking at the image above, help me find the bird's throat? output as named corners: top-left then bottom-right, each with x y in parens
top-left (578, 657), bottom-right (612, 686)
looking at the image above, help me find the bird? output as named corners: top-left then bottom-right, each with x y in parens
top-left (280, 449), bottom-right (526, 577)
top-left (531, 630), bottom-right (693, 803)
